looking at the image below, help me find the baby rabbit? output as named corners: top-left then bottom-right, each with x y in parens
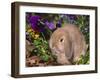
top-left (26, 40), bottom-right (35, 58)
top-left (49, 24), bottom-right (87, 65)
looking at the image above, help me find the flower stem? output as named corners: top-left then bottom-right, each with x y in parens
top-left (41, 32), bottom-right (46, 41)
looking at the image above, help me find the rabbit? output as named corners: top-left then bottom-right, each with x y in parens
top-left (26, 40), bottom-right (35, 58)
top-left (49, 24), bottom-right (87, 65)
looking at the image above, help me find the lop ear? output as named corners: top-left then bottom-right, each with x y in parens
top-left (64, 33), bottom-right (73, 60)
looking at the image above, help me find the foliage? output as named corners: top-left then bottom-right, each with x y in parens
top-left (26, 13), bottom-right (90, 67)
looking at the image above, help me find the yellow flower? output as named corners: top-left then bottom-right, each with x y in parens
top-left (27, 28), bottom-right (39, 39)
top-left (27, 29), bottom-right (33, 33)
top-left (34, 34), bottom-right (39, 39)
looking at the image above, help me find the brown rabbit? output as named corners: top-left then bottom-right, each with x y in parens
top-left (49, 24), bottom-right (87, 65)
top-left (26, 40), bottom-right (35, 58)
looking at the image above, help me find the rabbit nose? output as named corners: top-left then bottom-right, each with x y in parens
top-left (52, 47), bottom-right (60, 53)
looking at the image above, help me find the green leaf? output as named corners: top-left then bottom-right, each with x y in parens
top-left (41, 55), bottom-right (49, 62)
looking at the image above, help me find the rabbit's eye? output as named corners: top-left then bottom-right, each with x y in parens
top-left (60, 38), bottom-right (63, 42)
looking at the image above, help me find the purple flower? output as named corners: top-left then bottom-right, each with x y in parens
top-left (66, 14), bottom-right (77, 20)
top-left (26, 13), bottom-right (32, 22)
top-left (28, 16), bottom-right (41, 29)
top-left (56, 20), bottom-right (62, 27)
top-left (45, 21), bottom-right (55, 30)
top-left (63, 14), bottom-right (77, 24)
top-left (26, 15), bottom-right (45, 32)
